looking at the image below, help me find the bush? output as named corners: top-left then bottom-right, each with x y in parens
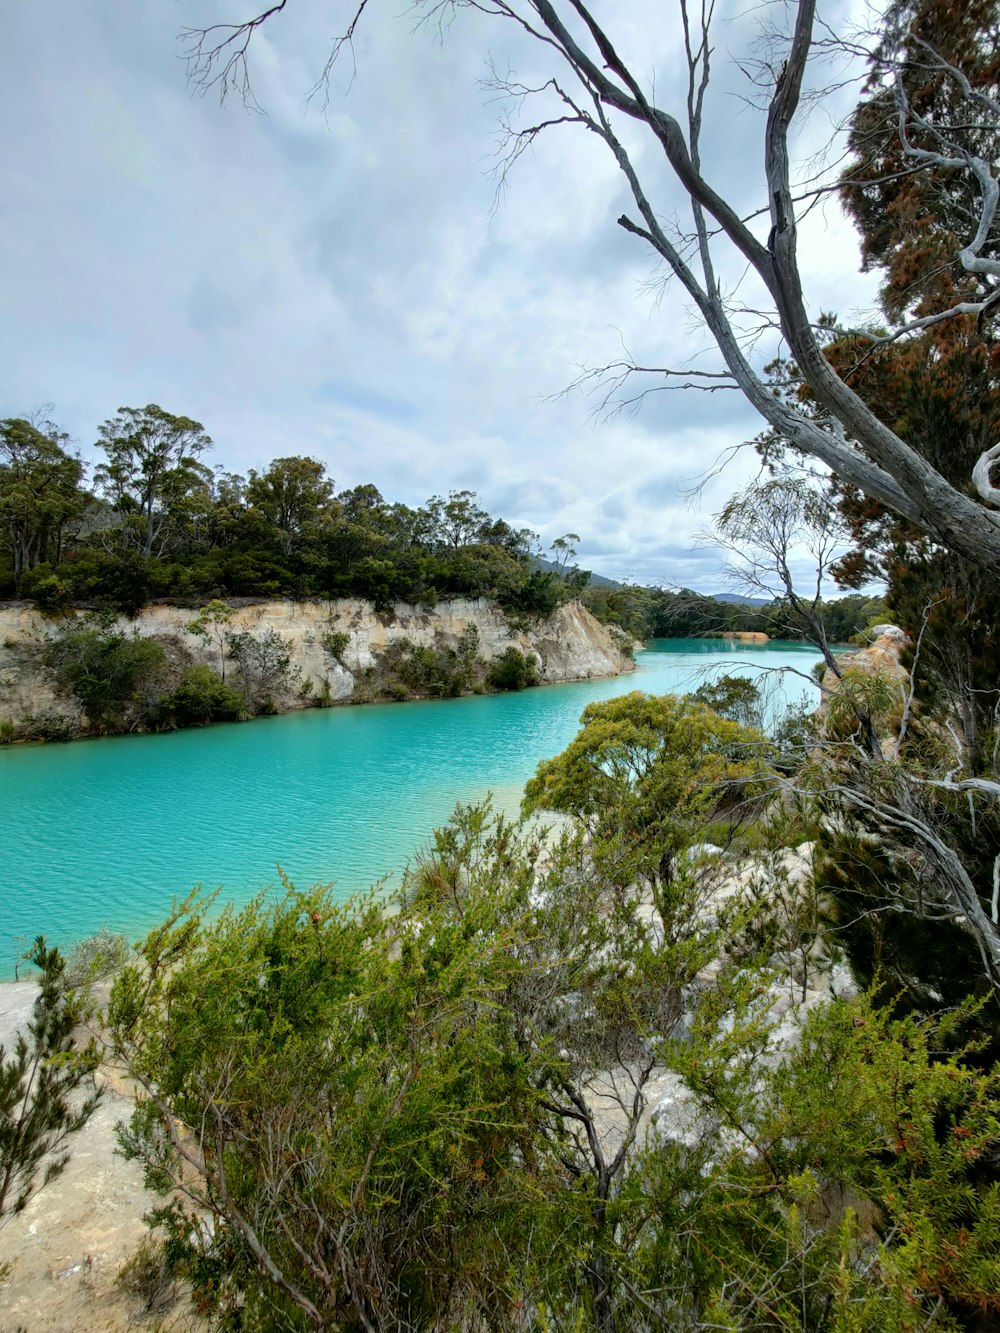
top-left (21, 567), bottom-right (73, 613)
top-left (226, 628), bottom-right (294, 716)
top-left (487, 647), bottom-right (540, 690)
top-left (500, 568), bottom-right (563, 618)
top-left (115, 1237), bottom-right (175, 1317)
top-left (155, 665), bottom-right (243, 728)
top-left (607, 623), bottom-right (635, 660)
top-left (379, 630), bottom-right (484, 698)
top-left (45, 615), bottom-right (168, 727)
top-left (692, 673), bottom-right (763, 728)
top-left (321, 629), bottom-right (350, 664)
top-left (63, 929), bottom-right (133, 988)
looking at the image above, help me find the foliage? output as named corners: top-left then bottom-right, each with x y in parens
top-left (377, 626), bottom-right (484, 699)
top-left (94, 404), bottom-right (212, 560)
top-left (105, 787), bottom-right (1000, 1329)
top-left (0, 416), bottom-right (84, 596)
top-left (225, 627), bottom-right (294, 716)
top-left (109, 870), bottom-right (548, 1329)
top-left (246, 455), bottom-right (335, 556)
top-left (584, 583), bottom-right (887, 647)
top-left (606, 623), bottom-right (635, 661)
top-left (320, 628), bottom-right (350, 665)
top-left (717, 476), bottom-right (849, 665)
top-left (108, 796), bottom-right (732, 1331)
top-left (62, 928), bottom-right (133, 989)
top-left (841, 0), bottom-right (1000, 325)
top-left (23, 569), bottom-right (73, 614)
top-left (500, 567), bottom-right (564, 619)
top-left (115, 1236), bottom-right (177, 1318)
top-left (186, 599), bottom-right (234, 680)
top-left (154, 664), bottom-right (243, 728)
top-left (692, 674), bottom-right (764, 729)
top-left (1, 409), bottom-right (583, 619)
top-left (523, 691), bottom-right (776, 890)
top-left (641, 992), bottom-right (1000, 1330)
top-left (771, 697), bottom-right (819, 770)
top-left (487, 646), bottom-right (540, 691)
top-left (0, 938), bottom-right (100, 1223)
top-left (45, 613), bottom-right (169, 727)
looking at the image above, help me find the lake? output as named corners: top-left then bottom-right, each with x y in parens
top-left (0, 637), bottom-right (821, 975)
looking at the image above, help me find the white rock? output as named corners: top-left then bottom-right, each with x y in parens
top-left (829, 962), bottom-right (860, 1000)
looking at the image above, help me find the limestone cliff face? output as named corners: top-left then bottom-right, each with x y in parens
top-left (0, 597), bottom-right (634, 739)
top-left (819, 625), bottom-right (910, 701)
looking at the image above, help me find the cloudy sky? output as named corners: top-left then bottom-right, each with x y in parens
top-left (0, 0), bottom-right (881, 590)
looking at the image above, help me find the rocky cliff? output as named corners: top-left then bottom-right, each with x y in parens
top-left (0, 597), bottom-right (634, 741)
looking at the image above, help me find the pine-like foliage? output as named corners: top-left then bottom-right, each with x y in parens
top-left (0, 937), bottom-right (100, 1220)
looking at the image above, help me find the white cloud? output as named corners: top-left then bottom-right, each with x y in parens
top-left (0, 0), bottom-right (878, 590)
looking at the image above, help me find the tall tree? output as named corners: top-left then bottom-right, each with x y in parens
top-left (420, 489), bottom-right (492, 550)
top-left (95, 404), bottom-right (213, 558)
top-left (246, 455), bottom-right (335, 555)
top-left (0, 416), bottom-right (85, 594)
top-left (841, 0), bottom-right (1000, 324)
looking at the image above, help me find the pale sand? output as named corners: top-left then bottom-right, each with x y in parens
top-left (0, 981), bottom-right (199, 1331)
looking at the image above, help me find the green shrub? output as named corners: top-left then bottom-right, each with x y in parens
top-left (22, 567), bottom-right (73, 613)
top-left (692, 673), bottom-right (763, 728)
top-left (155, 665), bottom-right (243, 728)
top-left (607, 624), bottom-right (635, 660)
top-left (487, 647), bottom-right (540, 690)
top-left (379, 632), bottom-right (484, 698)
top-left (0, 720), bottom-right (15, 745)
top-left (45, 614), bottom-right (169, 726)
top-left (500, 568), bottom-right (563, 618)
top-left (63, 929), bottom-right (133, 987)
top-left (321, 629), bottom-right (350, 664)
top-left (226, 628), bottom-right (294, 715)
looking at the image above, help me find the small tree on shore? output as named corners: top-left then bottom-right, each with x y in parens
top-left (0, 938), bottom-right (100, 1224)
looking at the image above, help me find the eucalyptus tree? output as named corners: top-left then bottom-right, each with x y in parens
top-left (715, 475), bottom-right (850, 682)
top-left (246, 454), bottom-right (336, 555)
top-left (94, 404), bottom-right (213, 558)
top-left (0, 416), bottom-right (85, 593)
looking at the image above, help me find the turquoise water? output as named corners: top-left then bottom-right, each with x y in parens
top-left (0, 639), bottom-right (820, 975)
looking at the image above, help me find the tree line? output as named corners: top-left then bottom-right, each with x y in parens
top-left (585, 584), bottom-right (890, 647)
top-left (0, 406), bottom-right (585, 617)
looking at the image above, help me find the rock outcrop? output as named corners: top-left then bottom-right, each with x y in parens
top-left (0, 596), bottom-right (634, 742)
top-left (819, 624), bottom-right (910, 697)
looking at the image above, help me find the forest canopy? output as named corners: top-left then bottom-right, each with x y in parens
top-left (0, 406), bottom-right (584, 617)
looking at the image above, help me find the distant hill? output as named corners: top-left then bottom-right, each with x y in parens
top-left (708, 592), bottom-right (772, 607)
top-left (533, 556), bottom-right (624, 590)
top-left (584, 570), bottom-right (625, 590)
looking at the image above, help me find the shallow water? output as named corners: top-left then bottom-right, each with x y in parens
top-left (0, 638), bottom-right (820, 974)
